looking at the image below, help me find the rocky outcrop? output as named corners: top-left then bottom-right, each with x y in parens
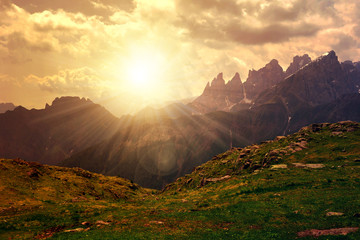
top-left (285, 54), bottom-right (311, 78)
top-left (243, 59), bottom-right (285, 100)
top-left (190, 72), bottom-right (244, 113)
top-left (255, 51), bottom-right (360, 109)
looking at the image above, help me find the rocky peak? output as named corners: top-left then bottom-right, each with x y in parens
top-left (315, 50), bottom-right (338, 65)
top-left (210, 72), bottom-right (225, 89)
top-left (50, 96), bottom-right (93, 109)
top-left (226, 72), bottom-right (242, 87)
top-left (266, 59), bottom-right (280, 69)
top-left (0, 103), bottom-right (16, 113)
top-left (285, 54), bottom-right (311, 78)
top-left (244, 59), bottom-right (285, 99)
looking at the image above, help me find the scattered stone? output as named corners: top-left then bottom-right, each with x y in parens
top-left (81, 221), bottom-right (91, 226)
top-left (270, 164), bottom-right (287, 169)
top-left (269, 150), bottom-right (280, 156)
top-left (96, 220), bottom-right (110, 226)
top-left (306, 164), bottom-right (325, 169)
top-left (27, 168), bottom-right (42, 179)
top-left (326, 212), bottom-right (344, 216)
top-left (185, 178), bottom-right (193, 185)
top-left (275, 136), bottom-right (286, 141)
top-left (181, 199), bottom-right (188, 203)
top-left (296, 141), bottom-right (308, 149)
top-left (311, 123), bottom-right (322, 132)
top-left (64, 228), bottom-right (89, 233)
top-left (204, 175), bottom-right (231, 184)
top-left (332, 131), bottom-right (343, 136)
top-left (297, 227), bottom-right (358, 237)
top-left (294, 147), bottom-right (303, 152)
top-left (149, 221), bottom-right (164, 225)
top-left (292, 163), bottom-right (325, 169)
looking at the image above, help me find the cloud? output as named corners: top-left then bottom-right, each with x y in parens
top-left (6, 32), bottom-right (53, 52)
top-left (11, 0), bottom-right (135, 17)
top-left (26, 67), bottom-right (109, 97)
top-left (174, 0), bottom-right (340, 45)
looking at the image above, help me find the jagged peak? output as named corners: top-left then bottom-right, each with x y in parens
top-left (231, 72), bottom-right (241, 81)
top-left (50, 96), bottom-right (92, 107)
top-left (210, 72), bottom-right (225, 87)
top-left (13, 105), bottom-right (28, 112)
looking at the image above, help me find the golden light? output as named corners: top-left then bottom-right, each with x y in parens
top-left (125, 46), bottom-right (166, 93)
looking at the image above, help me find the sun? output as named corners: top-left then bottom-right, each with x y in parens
top-left (125, 47), bottom-right (166, 91)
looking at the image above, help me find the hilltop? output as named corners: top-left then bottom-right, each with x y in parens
top-left (1, 121), bottom-right (360, 239)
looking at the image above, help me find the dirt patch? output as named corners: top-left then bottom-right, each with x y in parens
top-left (34, 226), bottom-right (65, 239)
top-left (297, 227), bottom-right (358, 237)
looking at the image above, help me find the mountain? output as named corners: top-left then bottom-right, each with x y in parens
top-left (62, 51), bottom-right (360, 189)
top-left (254, 51), bottom-right (360, 109)
top-left (0, 103), bottom-right (16, 113)
top-left (243, 59), bottom-right (285, 100)
top-left (190, 72), bottom-right (245, 113)
top-left (284, 54), bottom-right (311, 77)
top-left (0, 96), bottom-right (120, 164)
top-left (190, 54), bottom-right (312, 114)
top-left (2, 121), bottom-right (360, 239)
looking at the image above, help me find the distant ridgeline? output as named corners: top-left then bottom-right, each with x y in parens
top-left (1, 51), bottom-right (360, 189)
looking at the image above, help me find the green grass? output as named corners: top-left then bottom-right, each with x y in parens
top-left (1, 121), bottom-right (360, 239)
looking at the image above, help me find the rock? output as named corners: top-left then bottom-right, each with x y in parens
top-left (332, 131), bottom-right (343, 136)
top-left (353, 213), bottom-right (360, 217)
top-left (81, 222), bottom-right (91, 226)
top-left (244, 59), bottom-right (285, 99)
top-left (275, 136), bottom-right (286, 141)
top-left (292, 163), bottom-right (307, 168)
top-left (297, 227), bottom-right (358, 237)
top-left (149, 221), bottom-right (164, 225)
top-left (326, 212), bottom-right (344, 216)
top-left (270, 164), bottom-right (287, 169)
top-left (203, 175), bottom-right (231, 185)
top-left (294, 147), bottom-right (303, 152)
top-left (185, 178), bottom-right (193, 185)
top-left (306, 164), bottom-right (325, 169)
top-left (27, 168), bottom-right (42, 179)
top-left (64, 228), bottom-right (88, 232)
top-left (354, 159), bottom-right (360, 162)
top-left (96, 220), bottom-right (110, 226)
top-left (269, 150), bottom-right (280, 156)
top-left (285, 54), bottom-right (312, 78)
top-left (311, 124), bottom-right (322, 132)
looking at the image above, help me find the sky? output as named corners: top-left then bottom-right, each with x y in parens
top-left (0, 0), bottom-right (359, 116)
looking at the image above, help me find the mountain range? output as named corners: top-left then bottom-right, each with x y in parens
top-left (63, 51), bottom-right (360, 189)
top-left (0, 51), bottom-right (359, 189)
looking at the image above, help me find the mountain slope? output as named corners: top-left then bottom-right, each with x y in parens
top-left (0, 103), bottom-right (16, 113)
top-left (1, 121), bottom-right (360, 239)
top-left (0, 97), bottom-right (120, 164)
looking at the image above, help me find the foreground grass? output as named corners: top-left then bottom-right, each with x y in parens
top-left (1, 121), bottom-right (360, 239)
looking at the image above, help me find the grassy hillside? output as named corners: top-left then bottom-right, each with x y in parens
top-left (1, 121), bottom-right (360, 239)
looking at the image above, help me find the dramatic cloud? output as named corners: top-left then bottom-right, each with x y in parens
top-left (0, 0), bottom-right (359, 115)
top-left (26, 67), bottom-right (108, 96)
